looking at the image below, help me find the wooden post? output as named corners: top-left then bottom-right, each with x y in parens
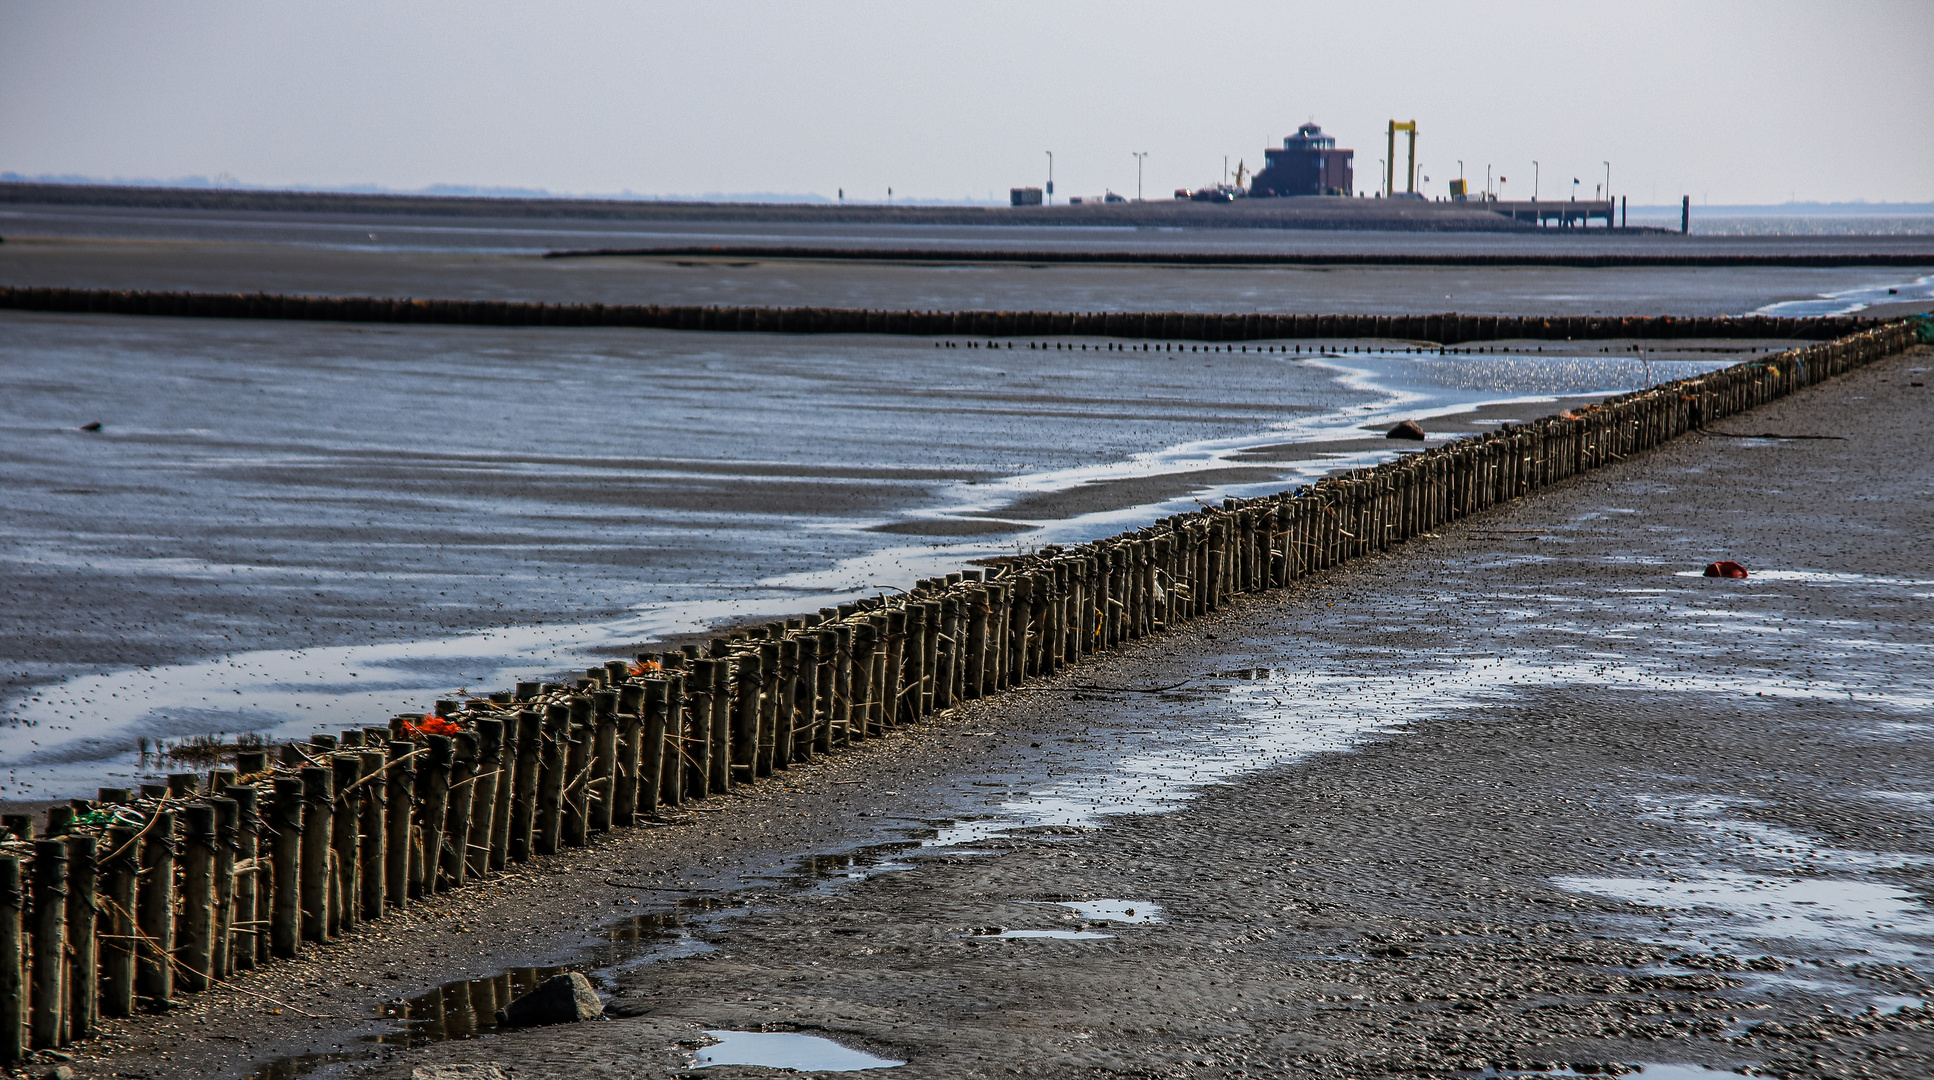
top-left (469, 718), bottom-right (503, 877)
top-left (774, 638), bottom-right (798, 769)
top-left (921, 599), bottom-right (943, 715)
top-left (612, 691), bottom-right (641, 827)
top-left (790, 635), bottom-right (816, 762)
top-left (178, 803), bottom-right (216, 992)
top-left (487, 716), bottom-right (515, 870)
top-left (138, 809), bottom-right (177, 1001)
top-left (507, 711), bottom-right (540, 863)
top-left (441, 733), bottom-right (477, 887)
top-left (660, 675), bottom-right (686, 806)
top-left (330, 755), bottom-right (360, 932)
top-left (299, 766), bottom-right (332, 941)
top-left (709, 659), bottom-right (733, 793)
top-left (561, 717), bottom-right (590, 848)
top-left (640, 680), bottom-right (667, 814)
top-left (899, 605), bottom-right (925, 724)
top-left (357, 751), bottom-right (386, 920)
top-left (881, 609), bottom-right (905, 730)
top-left (209, 797), bottom-right (237, 978)
top-left (683, 663), bottom-right (712, 800)
top-left (732, 652), bottom-right (762, 782)
top-left (0, 853), bottom-right (22, 1067)
top-left (756, 641), bottom-right (780, 775)
top-left (29, 840), bottom-right (66, 1048)
top-left (98, 825), bottom-right (139, 1015)
top-left (535, 706), bottom-right (567, 856)
top-left (64, 833), bottom-right (97, 1041)
top-left (384, 741), bottom-right (414, 910)
top-left (849, 621), bottom-right (875, 742)
top-left (416, 734), bottom-right (452, 891)
top-left (589, 694), bottom-right (617, 833)
top-left (830, 624), bottom-right (854, 745)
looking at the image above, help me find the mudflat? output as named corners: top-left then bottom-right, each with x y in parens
top-left (54, 347), bottom-right (1931, 1079)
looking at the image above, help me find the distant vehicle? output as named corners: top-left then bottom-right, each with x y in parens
top-left (1180, 185), bottom-right (1241, 203)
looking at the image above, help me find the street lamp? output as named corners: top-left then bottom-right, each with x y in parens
top-left (1045, 151), bottom-right (1054, 205)
top-left (1133, 152), bottom-right (1148, 201)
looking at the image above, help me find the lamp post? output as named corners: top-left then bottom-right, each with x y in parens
top-left (1133, 152), bottom-right (1147, 201)
top-left (1045, 151), bottom-right (1054, 205)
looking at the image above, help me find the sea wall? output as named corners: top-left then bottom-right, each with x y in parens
top-left (0, 317), bottom-right (1919, 1064)
top-left (0, 284), bottom-right (1880, 344)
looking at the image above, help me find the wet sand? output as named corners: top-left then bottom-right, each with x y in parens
top-left (48, 346), bottom-right (1931, 1080)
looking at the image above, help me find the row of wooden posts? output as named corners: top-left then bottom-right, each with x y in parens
top-left (0, 319), bottom-right (1916, 1065)
top-left (0, 284), bottom-right (1879, 345)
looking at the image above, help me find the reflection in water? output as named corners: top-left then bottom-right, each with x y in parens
top-left (966, 928), bottom-right (1115, 940)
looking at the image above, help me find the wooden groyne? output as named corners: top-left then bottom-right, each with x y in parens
top-left (542, 244), bottom-right (1934, 270)
top-left (0, 284), bottom-right (1885, 345)
top-left (0, 318), bottom-right (1920, 1065)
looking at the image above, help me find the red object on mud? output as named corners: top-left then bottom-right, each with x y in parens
top-left (1703, 561), bottom-right (1749, 579)
top-left (403, 713), bottom-right (463, 737)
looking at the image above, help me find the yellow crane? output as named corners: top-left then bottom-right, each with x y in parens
top-left (1386, 120), bottom-right (1418, 197)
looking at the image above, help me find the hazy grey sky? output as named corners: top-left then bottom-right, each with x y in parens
top-left (3, 1), bottom-right (1929, 205)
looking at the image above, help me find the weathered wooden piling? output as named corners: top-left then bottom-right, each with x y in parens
top-left (535, 706), bottom-right (567, 856)
top-left (299, 767), bottom-right (333, 940)
top-left (29, 839), bottom-right (66, 1048)
top-left (331, 755), bottom-right (361, 932)
top-left (508, 711), bottom-right (541, 862)
top-left (589, 694), bottom-right (618, 834)
top-left (179, 803), bottom-right (217, 992)
top-left (612, 692), bottom-right (641, 827)
top-left (732, 652), bottom-right (762, 781)
top-left (561, 710), bottom-right (590, 848)
top-left (0, 853), bottom-right (22, 1066)
top-left (356, 751), bottom-right (386, 921)
top-left (210, 797), bottom-right (238, 978)
top-left (97, 826), bottom-right (138, 1015)
top-left (63, 833), bottom-right (98, 1040)
top-left (138, 810), bottom-right (177, 1001)
top-left (469, 718), bottom-right (504, 876)
top-left (417, 735), bottom-right (454, 892)
top-left (709, 659), bottom-right (733, 793)
top-left (384, 741), bottom-right (415, 911)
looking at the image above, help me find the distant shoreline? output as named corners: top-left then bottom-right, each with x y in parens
top-left (3, 180), bottom-right (1630, 234)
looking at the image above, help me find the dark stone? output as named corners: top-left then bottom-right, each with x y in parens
top-left (494, 972), bottom-right (602, 1026)
top-left (1385, 419), bottom-right (1427, 440)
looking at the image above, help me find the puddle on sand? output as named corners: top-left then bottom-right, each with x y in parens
top-left (1556, 795), bottom-right (1934, 982)
top-left (966, 928), bottom-right (1115, 940)
top-left (1055, 899), bottom-right (1163, 924)
top-left (1555, 870), bottom-right (1934, 964)
top-left (247, 908), bottom-right (713, 1078)
top-left (692, 1030), bottom-right (904, 1071)
top-left (1474, 1066), bottom-right (1745, 1080)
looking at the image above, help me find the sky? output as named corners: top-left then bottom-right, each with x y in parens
top-left (3, 1), bottom-right (1930, 206)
